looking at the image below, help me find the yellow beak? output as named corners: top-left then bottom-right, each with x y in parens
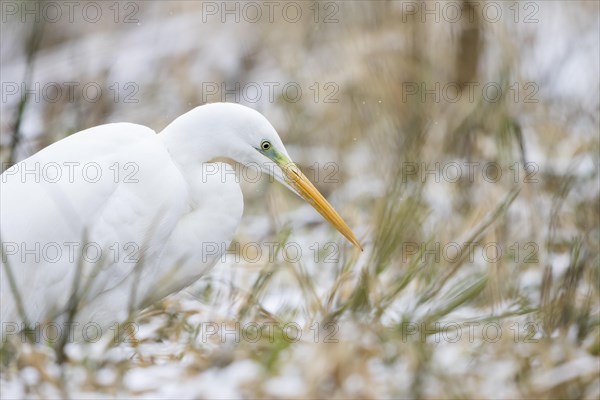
top-left (280, 162), bottom-right (363, 251)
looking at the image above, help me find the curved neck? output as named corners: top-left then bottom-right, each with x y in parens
top-left (159, 109), bottom-right (231, 170)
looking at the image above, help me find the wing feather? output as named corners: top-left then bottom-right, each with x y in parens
top-left (1, 123), bottom-right (186, 327)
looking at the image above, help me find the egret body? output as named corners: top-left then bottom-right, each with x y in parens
top-left (0, 103), bottom-right (360, 339)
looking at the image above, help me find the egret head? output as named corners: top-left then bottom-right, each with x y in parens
top-left (164, 103), bottom-right (362, 250)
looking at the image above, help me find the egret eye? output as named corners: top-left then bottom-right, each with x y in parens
top-left (261, 140), bottom-right (271, 150)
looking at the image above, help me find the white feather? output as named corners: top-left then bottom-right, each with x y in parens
top-left (0, 103), bottom-right (287, 339)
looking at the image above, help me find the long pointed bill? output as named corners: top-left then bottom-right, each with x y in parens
top-left (277, 160), bottom-right (363, 251)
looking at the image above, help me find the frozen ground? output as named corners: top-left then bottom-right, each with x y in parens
top-left (1, 1), bottom-right (598, 398)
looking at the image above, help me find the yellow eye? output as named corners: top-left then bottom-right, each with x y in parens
top-left (261, 140), bottom-right (271, 150)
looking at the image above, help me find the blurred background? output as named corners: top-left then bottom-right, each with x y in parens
top-left (1, 1), bottom-right (599, 398)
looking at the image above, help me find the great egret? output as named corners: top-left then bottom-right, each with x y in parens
top-left (0, 103), bottom-right (361, 342)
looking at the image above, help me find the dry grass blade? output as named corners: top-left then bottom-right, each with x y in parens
top-left (236, 227), bottom-right (291, 321)
top-left (418, 186), bottom-right (521, 305)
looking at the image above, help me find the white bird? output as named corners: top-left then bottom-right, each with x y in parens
top-left (0, 103), bottom-right (361, 342)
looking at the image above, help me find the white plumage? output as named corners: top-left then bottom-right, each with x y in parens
top-left (0, 103), bottom-right (360, 340)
